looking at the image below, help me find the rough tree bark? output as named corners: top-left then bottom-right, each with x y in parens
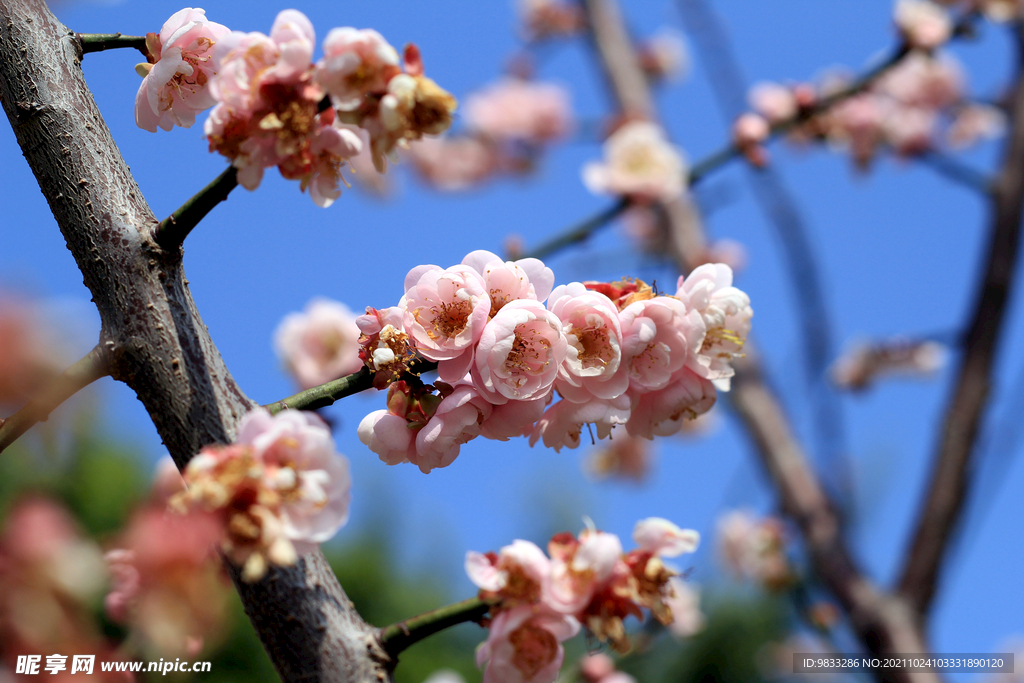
top-left (0, 1), bottom-right (389, 681)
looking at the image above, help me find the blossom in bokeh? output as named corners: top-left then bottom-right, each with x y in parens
top-left (104, 509), bottom-right (227, 657)
top-left (894, 0), bottom-right (953, 50)
top-left (135, 8), bottom-right (229, 132)
top-left (586, 427), bottom-right (652, 482)
top-left (0, 498), bottom-right (115, 672)
top-left (579, 653), bottom-right (637, 683)
top-left (831, 338), bottom-right (946, 391)
top-left (517, 0), bottom-right (585, 40)
top-left (637, 29), bottom-right (690, 82)
top-left (717, 510), bottom-right (793, 590)
top-left (583, 121), bottom-right (687, 202)
top-left (733, 112), bottom-right (771, 167)
top-left (464, 79), bottom-right (572, 144)
top-left (405, 136), bottom-right (499, 191)
top-left (0, 297), bottom-right (58, 408)
top-left (275, 298), bottom-right (363, 389)
top-left (176, 408), bottom-right (351, 581)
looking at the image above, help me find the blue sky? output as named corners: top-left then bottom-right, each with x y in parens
top-left (2, 0), bottom-right (1022, 667)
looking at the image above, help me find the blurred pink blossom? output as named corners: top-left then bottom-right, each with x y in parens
top-left (464, 79), bottom-right (572, 144)
top-left (894, 0), bottom-right (953, 50)
top-left (274, 298), bottom-right (364, 389)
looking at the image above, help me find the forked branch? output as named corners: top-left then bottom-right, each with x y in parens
top-left (0, 344), bottom-right (112, 454)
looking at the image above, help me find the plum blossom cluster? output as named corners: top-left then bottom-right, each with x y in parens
top-left (467, 518), bottom-right (704, 683)
top-left (406, 78), bottom-right (572, 192)
top-left (742, 49), bottom-right (1004, 170)
top-left (135, 9), bottom-right (456, 206)
top-left (172, 409), bottom-right (352, 581)
top-left (356, 250), bottom-right (752, 473)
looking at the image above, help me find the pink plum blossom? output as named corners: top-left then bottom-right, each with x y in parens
top-left (625, 367), bottom-right (716, 439)
top-left (178, 409), bottom-right (351, 581)
top-left (414, 383), bottom-right (493, 473)
top-left (358, 409), bottom-right (418, 466)
top-left (582, 121), bottom-right (687, 202)
top-left (274, 298), bottom-right (364, 389)
top-left (466, 539), bottom-right (551, 605)
top-left (618, 295), bottom-right (702, 392)
top-left (464, 79), bottom-right (572, 144)
top-left (405, 136), bottom-right (499, 191)
top-left (894, 0), bottom-right (953, 50)
top-left (733, 112), bottom-right (771, 166)
top-left (547, 282), bottom-right (628, 403)
top-left (633, 518), bottom-right (700, 558)
top-left (545, 527), bottom-right (624, 614)
top-left (676, 263), bottom-right (752, 386)
top-left (476, 604), bottom-right (579, 683)
top-left (530, 395), bottom-right (631, 452)
top-left (878, 52), bottom-right (963, 110)
top-left (316, 27), bottom-right (400, 110)
top-left (472, 299), bottom-right (568, 403)
top-left (749, 81), bottom-right (799, 124)
top-left (205, 10), bottom-right (362, 203)
top-left (401, 264), bottom-right (491, 381)
top-left (135, 8), bottom-right (229, 133)
top-left (479, 394), bottom-right (550, 441)
top-left (463, 249), bottom-right (556, 314)
top-left (586, 427), bottom-right (652, 482)
top-left (236, 408), bottom-right (352, 552)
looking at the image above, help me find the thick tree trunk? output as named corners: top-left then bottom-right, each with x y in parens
top-left (0, 1), bottom-right (389, 681)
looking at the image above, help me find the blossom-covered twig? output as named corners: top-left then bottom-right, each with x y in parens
top-left (155, 166), bottom-right (239, 251)
top-left (898, 21), bottom-right (1024, 616)
top-left (0, 344), bottom-right (111, 454)
top-left (379, 595), bottom-right (493, 657)
top-left (264, 358), bottom-right (439, 415)
top-left (76, 33), bottom-right (147, 57)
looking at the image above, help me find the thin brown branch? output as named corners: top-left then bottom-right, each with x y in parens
top-left (581, 1), bottom-right (937, 680)
top-left (0, 344), bottom-right (111, 454)
top-left (897, 23), bottom-right (1024, 615)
